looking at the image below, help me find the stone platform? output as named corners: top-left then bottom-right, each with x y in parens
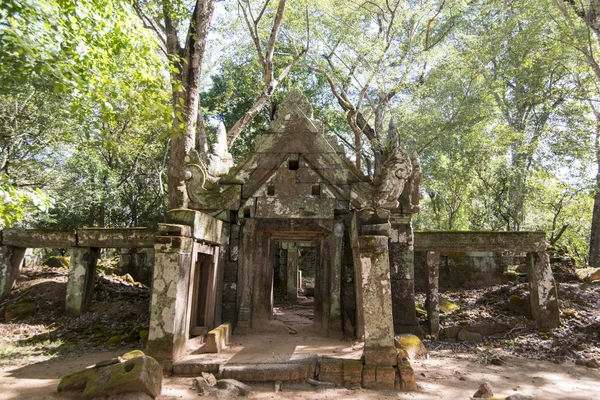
top-left (172, 333), bottom-right (416, 390)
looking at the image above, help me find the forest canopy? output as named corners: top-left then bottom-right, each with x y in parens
top-left (1, 0), bottom-right (599, 266)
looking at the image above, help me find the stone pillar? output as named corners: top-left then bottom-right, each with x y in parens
top-left (389, 213), bottom-right (422, 337)
top-left (146, 224), bottom-right (194, 368)
top-left (235, 219), bottom-right (256, 335)
top-left (328, 221), bottom-right (344, 336)
top-left (65, 247), bottom-right (100, 316)
top-left (0, 246), bottom-right (25, 301)
top-left (425, 251), bottom-right (440, 338)
top-left (357, 235), bottom-right (397, 366)
top-left (286, 244), bottom-right (298, 301)
top-left (527, 251), bottom-right (560, 330)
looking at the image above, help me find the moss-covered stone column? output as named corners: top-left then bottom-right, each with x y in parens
top-left (0, 245), bottom-right (25, 302)
top-left (235, 219), bottom-right (256, 335)
top-left (527, 251), bottom-right (560, 330)
top-left (389, 212), bottom-right (421, 337)
top-left (146, 224), bottom-right (194, 369)
top-left (328, 221), bottom-right (344, 336)
top-left (286, 244), bottom-right (299, 301)
top-left (425, 251), bottom-right (440, 337)
top-left (356, 235), bottom-right (397, 366)
top-left (65, 247), bottom-right (100, 316)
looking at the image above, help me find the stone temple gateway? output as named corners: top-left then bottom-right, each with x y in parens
top-left (0, 90), bottom-right (561, 391)
top-left (146, 90), bottom-right (424, 375)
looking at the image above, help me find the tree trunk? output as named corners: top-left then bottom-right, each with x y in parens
top-left (167, 0), bottom-right (216, 210)
top-left (589, 117), bottom-right (600, 267)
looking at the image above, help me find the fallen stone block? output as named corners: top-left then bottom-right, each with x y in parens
top-left (394, 334), bottom-right (429, 360)
top-left (457, 329), bottom-right (482, 342)
top-left (57, 354), bottom-right (163, 399)
top-left (5, 301), bottom-right (36, 321)
top-left (443, 325), bottom-right (462, 339)
top-left (204, 323), bottom-right (231, 353)
top-left (508, 295), bottom-right (531, 316)
top-left (463, 322), bottom-right (510, 336)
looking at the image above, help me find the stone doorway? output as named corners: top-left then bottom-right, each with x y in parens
top-left (189, 253), bottom-right (217, 337)
top-left (272, 241), bottom-right (318, 334)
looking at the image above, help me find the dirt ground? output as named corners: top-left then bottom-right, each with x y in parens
top-left (1, 265), bottom-right (600, 399)
top-left (1, 347), bottom-right (599, 399)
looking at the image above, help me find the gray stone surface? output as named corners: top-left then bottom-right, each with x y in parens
top-left (0, 245), bottom-right (25, 302)
top-left (65, 247), bottom-right (100, 316)
top-left (528, 251), bottom-right (560, 330)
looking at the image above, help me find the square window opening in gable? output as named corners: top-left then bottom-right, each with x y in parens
top-left (288, 159), bottom-right (299, 170)
top-left (267, 185), bottom-right (275, 196)
top-left (311, 185), bottom-right (321, 196)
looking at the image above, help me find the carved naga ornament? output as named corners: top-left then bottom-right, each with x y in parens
top-left (183, 122), bottom-right (234, 204)
top-left (372, 144), bottom-right (413, 209)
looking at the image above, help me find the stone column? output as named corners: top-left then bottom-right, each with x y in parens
top-left (286, 244), bottom-right (298, 301)
top-left (389, 212), bottom-right (422, 337)
top-left (65, 247), bottom-right (100, 316)
top-left (0, 246), bottom-right (26, 301)
top-left (146, 224), bottom-right (194, 368)
top-left (235, 219), bottom-right (256, 335)
top-left (328, 221), bottom-right (344, 336)
top-left (425, 251), bottom-right (440, 338)
top-left (357, 235), bottom-right (397, 366)
top-left (527, 251), bottom-right (560, 330)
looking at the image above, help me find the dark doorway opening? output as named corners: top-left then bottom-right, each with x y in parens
top-left (190, 253), bottom-right (215, 337)
top-left (271, 240), bottom-right (318, 334)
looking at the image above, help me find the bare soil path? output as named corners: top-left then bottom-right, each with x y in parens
top-left (1, 349), bottom-right (599, 399)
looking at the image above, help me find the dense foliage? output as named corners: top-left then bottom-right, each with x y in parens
top-left (1, 0), bottom-right (599, 265)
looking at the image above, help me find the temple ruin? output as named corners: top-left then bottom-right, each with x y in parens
top-left (0, 90), bottom-right (560, 390)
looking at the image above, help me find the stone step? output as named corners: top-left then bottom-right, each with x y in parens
top-left (220, 362), bottom-right (315, 382)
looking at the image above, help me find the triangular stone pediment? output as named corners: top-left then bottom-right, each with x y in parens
top-left (185, 90), bottom-right (372, 215)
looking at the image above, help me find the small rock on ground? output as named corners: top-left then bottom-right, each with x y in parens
top-left (473, 382), bottom-right (494, 398)
top-left (216, 379), bottom-right (251, 396)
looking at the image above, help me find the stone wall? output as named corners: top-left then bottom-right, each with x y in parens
top-left (414, 251), bottom-right (507, 291)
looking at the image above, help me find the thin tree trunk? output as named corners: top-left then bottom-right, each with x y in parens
top-left (589, 116), bottom-right (600, 267)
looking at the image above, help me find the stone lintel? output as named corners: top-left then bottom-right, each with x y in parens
top-left (361, 223), bottom-right (391, 236)
top-left (154, 236), bottom-right (194, 254)
top-left (166, 209), bottom-right (223, 244)
top-left (2, 229), bottom-right (76, 248)
top-left (255, 218), bottom-right (333, 233)
top-left (157, 223), bottom-right (192, 237)
top-left (414, 231), bottom-right (546, 253)
top-left (77, 228), bottom-right (157, 248)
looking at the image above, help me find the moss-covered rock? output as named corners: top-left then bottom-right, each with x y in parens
top-left (43, 256), bottom-right (70, 269)
top-left (58, 354), bottom-right (163, 399)
top-left (394, 334), bottom-right (429, 360)
top-left (5, 302), bottom-right (36, 321)
top-left (107, 336), bottom-right (122, 348)
top-left (508, 294), bottom-right (531, 316)
top-left (439, 297), bottom-right (460, 313)
top-left (120, 350), bottom-right (145, 361)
